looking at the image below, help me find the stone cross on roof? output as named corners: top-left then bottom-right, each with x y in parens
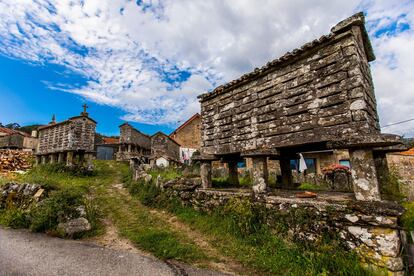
top-left (81, 103), bottom-right (89, 117)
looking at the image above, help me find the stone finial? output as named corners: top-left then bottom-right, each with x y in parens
top-left (49, 114), bottom-right (56, 125)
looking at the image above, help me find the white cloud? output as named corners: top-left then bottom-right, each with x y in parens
top-left (0, 0), bottom-right (412, 135)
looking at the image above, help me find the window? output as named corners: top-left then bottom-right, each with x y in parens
top-left (290, 158), bottom-right (316, 173)
top-left (339, 159), bottom-right (351, 168)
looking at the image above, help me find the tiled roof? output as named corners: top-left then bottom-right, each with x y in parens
top-left (399, 147), bottom-right (414, 156)
top-left (170, 113), bottom-right (200, 136)
top-left (102, 137), bottom-right (119, 144)
top-left (0, 127), bottom-right (30, 137)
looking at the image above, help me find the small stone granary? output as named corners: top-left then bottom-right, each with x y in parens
top-left (36, 105), bottom-right (96, 166)
top-left (150, 132), bottom-right (180, 167)
top-left (116, 123), bottom-right (151, 163)
top-left (197, 12), bottom-right (405, 201)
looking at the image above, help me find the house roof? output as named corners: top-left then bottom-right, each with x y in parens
top-left (170, 113), bottom-right (200, 136)
top-left (399, 147), bottom-right (414, 156)
top-left (102, 137), bottom-right (119, 144)
top-left (0, 127), bottom-right (31, 137)
top-left (152, 131), bottom-right (181, 146)
top-left (198, 12), bottom-right (374, 102)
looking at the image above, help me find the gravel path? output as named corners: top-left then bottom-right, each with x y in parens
top-left (0, 226), bottom-right (227, 276)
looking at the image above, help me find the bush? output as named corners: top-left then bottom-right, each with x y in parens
top-left (30, 188), bottom-right (85, 233)
top-left (0, 208), bottom-right (30, 228)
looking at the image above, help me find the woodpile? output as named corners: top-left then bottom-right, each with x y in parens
top-left (0, 150), bottom-right (33, 172)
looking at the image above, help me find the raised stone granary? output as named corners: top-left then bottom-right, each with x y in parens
top-left (116, 123), bottom-right (151, 163)
top-left (198, 12), bottom-right (405, 201)
top-left (36, 106), bottom-right (96, 166)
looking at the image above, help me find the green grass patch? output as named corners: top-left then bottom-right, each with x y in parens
top-left (298, 182), bottom-right (323, 191)
top-left (402, 201), bottom-right (414, 231)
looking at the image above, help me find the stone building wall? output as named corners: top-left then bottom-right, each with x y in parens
top-left (0, 134), bottom-right (24, 149)
top-left (37, 116), bottom-right (96, 155)
top-left (199, 13), bottom-right (379, 156)
top-left (119, 123), bottom-right (151, 149)
top-left (151, 132), bottom-right (180, 161)
top-left (387, 153), bottom-right (414, 201)
top-left (170, 114), bottom-right (201, 149)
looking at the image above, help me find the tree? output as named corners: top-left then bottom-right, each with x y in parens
top-left (5, 123), bottom-right (20, 129)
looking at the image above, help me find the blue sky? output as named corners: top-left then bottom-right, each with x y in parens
top-left (0, 0), bottom-right (413, 137)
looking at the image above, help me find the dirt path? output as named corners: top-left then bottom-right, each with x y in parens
top-left (90, 169), bottom-right (245, 276)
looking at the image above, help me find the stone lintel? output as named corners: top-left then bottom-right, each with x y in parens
top-left (241, 149), bottom-right (280, 157)
top-left (327, 134), bottom-right (403, 150)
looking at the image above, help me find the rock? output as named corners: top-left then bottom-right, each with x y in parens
top-left (57, 218), bottom-right (91, 236)
top-left (141, 164), bottom-right (151, 172)
top-left (76, 205), bottom-right (87, 217)
top-left (252, 182), bottom-right (266, 194)
top-left (144, 174), bottom-right (152, 183)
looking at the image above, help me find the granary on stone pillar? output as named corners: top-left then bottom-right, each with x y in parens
top-left (197, 12), bottom-right (407, 200)
top-left (35, 106), bottom-right (97, 166)
top-left (150, 132), bottom-right (180, 167)
top-left (116, 123), bottom-right (151, 164)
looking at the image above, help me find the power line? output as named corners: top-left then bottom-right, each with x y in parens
top-left (381, 118), bottom-right (414, 128)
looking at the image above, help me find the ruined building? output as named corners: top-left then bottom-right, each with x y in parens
top-left (150, 132), bottom-right (180, 167)
top-left (197, 12), bottom-right (405, 201)
top-left (36, 106), bottom-right (96, 166)
top-left (116, 123), bottom-right (151, 163)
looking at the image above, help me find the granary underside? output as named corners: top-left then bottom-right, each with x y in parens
top-left (197, 12), bottom-right (407, 202)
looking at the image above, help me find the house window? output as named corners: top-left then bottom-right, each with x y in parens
top-left (339, 159), bottom-right (351, 168)
top-left (290, 158), bottom-right (316, 173)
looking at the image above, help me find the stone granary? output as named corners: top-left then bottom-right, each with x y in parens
top-left (0, 127), bottom-right (38, 152)
top-left (197, 12), bottom-right (405, 201)
top-left (150, 132), bottom-right (180, 167)
top-left (116, 123), bottom-right (151, 163)
top-left (36, 106), bottom-right (96, 166)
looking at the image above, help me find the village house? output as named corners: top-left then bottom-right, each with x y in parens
top-left (0, 127), bottom-right (38, 152)
top-left (36, 106), bottom-right (96, 166)
top-left (150, 132), bottom-right (180, 167)
top-left (116, 123), bottom-right (151, 163)
top-left (169, 113), bottom-right (201, 164)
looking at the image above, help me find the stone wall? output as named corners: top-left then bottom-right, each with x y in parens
top-left (37, 116), bottom-right (96, 154)
top-left (170, 115), bottom-right (201, 149)
top-left (199, 13), bottom-right (379, 156)
top-left (0, 134), bottom-right (24, 149)
top-left (159, 177), bottom-right (407, 273)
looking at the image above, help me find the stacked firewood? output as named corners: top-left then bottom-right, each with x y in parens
top-left (0, 150), bottom-right (33, 172)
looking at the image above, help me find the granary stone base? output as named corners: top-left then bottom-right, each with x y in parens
top-left (156, 176), bottom-right (407, 274)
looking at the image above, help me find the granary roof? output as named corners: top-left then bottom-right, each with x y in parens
top-left (169, 113), bottom-right (200, 136)
top-left (198, 12), bottom-right (374, 101)
top-left (152, 131), bottom-right (181, 146)
top-left (119, 122), bottom-right (151, 138)
top-left (38, 115), bottom-right (97, 131)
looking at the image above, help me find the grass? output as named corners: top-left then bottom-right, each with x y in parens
top-left (298, 182), bottom-right (323, 191)
top-left (401, 201), bottom-right (414, 231)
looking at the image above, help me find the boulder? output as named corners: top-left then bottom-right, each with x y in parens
top-left (57, 218), bottom-right (91, 236)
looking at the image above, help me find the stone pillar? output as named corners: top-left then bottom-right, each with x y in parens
top-left (128, 144), bottom-right (132, 152)
top-left (228, 161), bottom-right (239, 186)
top-left (35, 156), bottom-right (41, 166)
top-left (200, 161), bottom-right (212, 189)
top-left (58, 153), bottom-right (64, 164)
top-left (79, 153), bottom-right (85, 165)
top-left (119, 145), bottom-right (122, 152)
top-left (349, 149), bottom-right (381, 201)
top-left (280, 158), bottom-right (293, 188)
top-left (41, 155), bottom-right (46, 165)
top-left (251, 157), bottom-right (268, 193)
top-left (66, 152), bottom-right (74, 166)
top-left (373, 151), bottom-right (392, 195)
top-left (50, 154), bottom-right (56, 164)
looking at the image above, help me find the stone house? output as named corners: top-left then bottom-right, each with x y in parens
top-left (36, 108), bottom-right (96, 166)
top-left (387, 147), bottom-right (414, 200)
top-left (197, 12), bottom-right (405, 202)
top-left (150, 132), bottom-right (180, 167)
top-left (0, 127), bottom-right (38, 152)
top-left (116, 123), bottom-right (151, 162)
top-left (169, 113), bottom-right (201, 164)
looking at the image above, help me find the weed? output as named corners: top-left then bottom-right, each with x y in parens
top-left (401, 201), bottom-right (414, 231)
top-left (0, 208), bottom-right (30, 228)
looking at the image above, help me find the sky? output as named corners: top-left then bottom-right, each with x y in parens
top-left (0, 0), bottom-right (413, 137)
